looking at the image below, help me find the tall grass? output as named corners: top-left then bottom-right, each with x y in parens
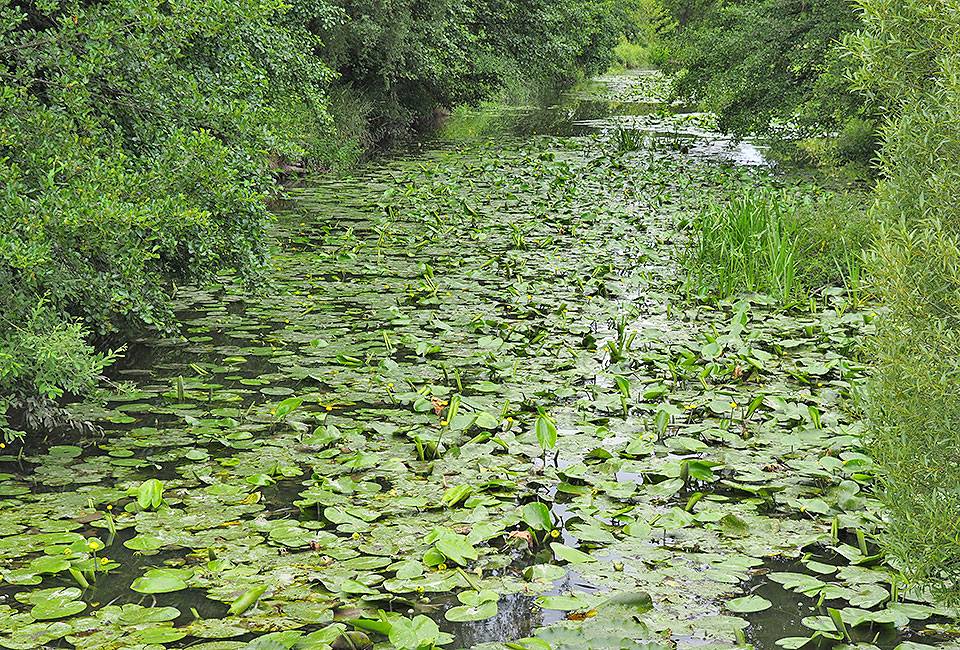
top-left (683, 190), bottom-right (801, 304)
top-left (681, 188), bottom-right (874, 306)
top-left (612, 39), bottom-right (650, 70)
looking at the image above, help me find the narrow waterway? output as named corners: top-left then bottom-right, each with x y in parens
top-left (0, 72), bottom-right (954, 650)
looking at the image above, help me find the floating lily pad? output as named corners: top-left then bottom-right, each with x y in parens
top-left (131, 568), bottom-right (191, 593)
top-left (727, 595), bottom-right (772, 613)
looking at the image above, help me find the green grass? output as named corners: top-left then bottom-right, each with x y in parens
top-left (682, 190), bottom-right (801, 304)
top-left (681, 188), bottom-right (875, 306)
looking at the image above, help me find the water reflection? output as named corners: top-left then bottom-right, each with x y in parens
top-left (440, 569), bottom-right (601, 649)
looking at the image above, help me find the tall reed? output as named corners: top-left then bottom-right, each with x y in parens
top-left (683, 190), bottom-right (801, 304)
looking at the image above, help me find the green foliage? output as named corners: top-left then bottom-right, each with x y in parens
top-left (792, 191), bottom-right (875, 297)
top-left (681, 187), bottom-right (874, 305)
top-left (611, 38), bottom-right (648, 70)
top-left (0, 299), bottom-right (112, 401)
top-left (0, 0), bottom-right (338, 412)
top-left (682, 190), bottom-right (801, 304)
top-left (847, 0), bottom-right (960, 600)
top-left (609, 0), bottom-right (675, 69)
top-left (316, 0), bottom-right (627, 132)
top-left (0, 0), bottom-right (635, 417)
top-left (661, 0), bottom-right (868, 141)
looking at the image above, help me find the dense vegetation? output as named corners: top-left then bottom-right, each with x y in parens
top-left (4, 0), bottom-right (960, 612)
top-left (655, 0), bottom-right (877, 166)
top-left (0, 74), bottom-right (927, 650)
top-left (845, 0), bottom-right (960, 600)
top-left (665, 0), bottom-right (960, 600)
top-left (0, 0), bottom-right (628, 440)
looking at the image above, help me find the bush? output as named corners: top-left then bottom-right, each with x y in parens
top-left (846, 0), bottom-right (960, 599)
top-left (0, 0), bottom-right (337, 411)
top-left (0, 298), bottom-right (116, 443)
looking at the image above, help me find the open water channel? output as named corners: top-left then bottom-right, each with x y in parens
top-left (0, 71), bottom-right (956, 650)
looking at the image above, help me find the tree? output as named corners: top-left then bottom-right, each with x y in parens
top-left (661, 0), bottom-right (867, 139)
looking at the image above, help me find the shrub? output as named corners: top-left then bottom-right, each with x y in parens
top-left (846, 0), bottom-right (960, 599)
top-left (0, 0), bottom-right (337, 415)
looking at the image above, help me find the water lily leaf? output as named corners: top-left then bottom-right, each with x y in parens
top-left (465, 522), bottom-right (505, 544)
top-left (446, 591), bottom-right (498, 621)
top-left (600, 591), bottom-right (653, 612)
top-left (423, 547), bottom-right (445, 567)
top-left (446, 599), bottom-right (497, 622)
top-left (719, 513), bottom-right (750, 537)
top-left (229, 585), bottom-right (268, 615)
top-left (474, 412), bottom-right (500, 429)
top-left (646, 478), bottom-right (684, 497)
top-left (770, 572), bottom-right (826, 595)
top-left (569, 523), bottom-right (615, 543)
top-left (435, 535), bottom-right (478, 566)
top-left (848, 584), bottom-right (889, 608)
top-left (300, 624), bottom-right (347, 645)
top-left (537, 594), bottom-right (588, 610)
top-left (135, 627), bottom-right (188, 643)
top-left (347, 616), bottom-right (393, 636)
top-left (16, 586), bottom-right (82, 605)
top-left (388, 614), bottom-right (442, 650)
top-left (341, 555), bottom-right (392, 570)
top-left (727, 595), bottom-right (772, 613)
top-left (124, 535), bottom-right (164, 551)
top-left (441, 484), bottom-right (474, 507)
top-left (27, 556), bottom-right (70, 574)
top-left (886, 602), bottom-right (936, 620)
top-left (550, 542), bottom-right (596, 563)
top-left (801, 615), bottom-right (838, 633)
top-left (0, 620), bottom-right (72, 649)
top-left (245, 473), bottom-right (276, 487)
top-left (136, 478), bottom-right (164, 510)
top-left (119, 604), bottom-right (181, 624)
top-left (282, 601), bottom-right (334, 624)
top-left (245, 631), bottom-right (303, 649)
top-left (657, 507), bottom-right (696, 529)
top-left (523, 564), bottom-right (567, 582)
top-left (521, 502), bottom-right (552, 531)
top-left (339, 579), bottom-right (378, 595)
top-left (30, 591), bottom-right (87, 620)
top-left (392, 560), bottom-right (424, 580)
top-left (131, 568), bottom-right (191, 593)
top-left (623, 520), bottom-right (652, 538)
top-left (803, 561), bottom-right (837, 574)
